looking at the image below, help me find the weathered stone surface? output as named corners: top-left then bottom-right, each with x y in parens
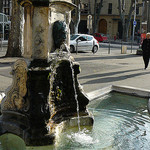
top-left (18, 0), bottom-right (49, 6)
top-left (23, 3), bottom-right (32, 58)
top-left (48, 59), bottom-right (89, 124)
top-left (32, 7), bottom-right (49, 59)
top-left (53, 21), bottom-right (67, 49)
top-left (50, 0), bottom-right (76, 10)
top-left (0, 59), bottom-right (55, 146)
top-left (0, 58), bottom-right (91, 146)
top-left (1, 59), bottom-right (28, 112)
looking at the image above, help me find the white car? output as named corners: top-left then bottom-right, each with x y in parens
top-left (70, 34), bottom-right (99, 53)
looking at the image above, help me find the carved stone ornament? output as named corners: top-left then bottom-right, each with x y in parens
top-left (1, 59), bottom-right (29, 112)
top-left (53, 20), bottom-right (67, 49)
top-left (50, 0), bottom-right (76, 11)
top-left (18, 0), bottom-right (49, 7)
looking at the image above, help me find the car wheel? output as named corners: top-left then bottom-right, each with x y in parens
top-left (92, 46), bottom-right (98, 54)
top-left (70, 45), bottom-right (75, 53)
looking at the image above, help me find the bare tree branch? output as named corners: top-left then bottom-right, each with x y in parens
top-left (71, 0), bottom-right (81, 34)
top-left (118, 0), bottom-right (143, 41)
top-left (93, 0), bottom-right (103, 34)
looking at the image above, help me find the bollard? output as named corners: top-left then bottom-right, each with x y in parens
top-left (131, 41), bottom-right (133, 53)
top-left (76, 41), bottom-right (78, 54)
top-left (121, 39), bottom-right (122, 53)
top-left (121, 45), bottom-right (127, 54)
top-left (108, 41), bottom-right (110, 54)
top-left (0, 38), bottom-right (2, 51)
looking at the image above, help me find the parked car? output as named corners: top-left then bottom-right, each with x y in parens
top-left (70, 34), bottom-right (99, 53)
top-left (94, 33), bottom-right (108, 42)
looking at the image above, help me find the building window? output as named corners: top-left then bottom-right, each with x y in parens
top-left (136, 7), bottom-right (139, 15)
top-left (2, 0), bottom-right (11, 16)
top-left (81, 3), bottom-right (89, 14)
top-left (108, 3), bottom-right (112, 14)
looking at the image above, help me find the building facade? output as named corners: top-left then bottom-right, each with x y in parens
top-left (78, 0), bottom-right (144, 39)
top-left (2, 0), bottom-right (12, 18)
top-left (0, 0), bottom-right (11, 40)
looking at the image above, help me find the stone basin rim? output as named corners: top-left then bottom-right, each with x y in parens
top-left (87, 85), bottom-right (150, 101)
top-left (1, 84), bottom-right (150, 103)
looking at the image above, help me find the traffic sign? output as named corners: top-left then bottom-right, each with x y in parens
top-left (87, 15), bottom-right (92, 29)
top-left (133, 20), bottom-right (137, 26)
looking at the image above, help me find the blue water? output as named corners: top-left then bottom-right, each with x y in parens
top-left (0, 92), bottom-right (150, 150)
top-left (87, 92), bottom-right (150, 150)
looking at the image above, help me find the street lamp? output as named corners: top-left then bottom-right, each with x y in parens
top-left (147, 0), bottom-right (150, 32)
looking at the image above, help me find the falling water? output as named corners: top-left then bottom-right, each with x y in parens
top-left (69, 60), bottom-right (81, 131)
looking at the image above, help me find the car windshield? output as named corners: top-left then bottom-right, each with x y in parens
top-left (70, 34), bottom-right (80, 40)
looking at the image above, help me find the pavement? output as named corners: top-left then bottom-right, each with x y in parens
top-left (0, 43), bottom-right (149, 98)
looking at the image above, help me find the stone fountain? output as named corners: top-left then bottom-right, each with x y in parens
top-left (0, 0), bottom-right (93, 146)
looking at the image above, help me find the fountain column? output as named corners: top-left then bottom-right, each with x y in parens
top-left (20, 0), bottom-right (49, 59)
top-left (23, 2), bottom-right (32, 58)
top-left (0, 0), bottom-right (55, 146)
top-left (32, 7), bottom-right (49, 59)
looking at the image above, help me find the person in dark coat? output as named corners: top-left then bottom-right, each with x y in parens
top-left (142, 33), bottom-right (150, 69)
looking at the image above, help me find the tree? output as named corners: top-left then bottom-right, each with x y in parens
top-left (71, 0), bottom-right (81, 34)
top-left (118, 0), bottom-right (143, 41)
top-left (5, 0), bottom-right (24, 57)
top-left (93, 0), bottom-right (104, 34)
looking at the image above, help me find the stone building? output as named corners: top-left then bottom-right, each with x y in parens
top-left (1, 0), bottom-right (12, 18)
top-left (78, 0), bottom-right (144, 39)
top-left (0, 0), bottom-right (11, 40)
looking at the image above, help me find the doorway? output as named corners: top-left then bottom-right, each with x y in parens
top-left (99, 19), bottom-right (107, 34)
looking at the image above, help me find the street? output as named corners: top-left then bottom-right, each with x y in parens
top-left (0, 43), bottom-right (147, 95)
top-left (71, 44), bottom-right (149, 94)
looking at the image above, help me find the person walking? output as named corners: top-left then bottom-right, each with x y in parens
top-left (142, 33), bottom-right (150, 69)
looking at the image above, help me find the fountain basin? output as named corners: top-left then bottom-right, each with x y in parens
top-left (0, 85), bottom-right (150, 149)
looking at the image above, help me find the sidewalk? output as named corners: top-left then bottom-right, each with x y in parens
top-left (72, 52), bottom-right (148, 93)
top-left (0, 46), bottom-right (149, 96)
top-left (0, 46), bottom-right (20, 94)
top-left (108, 39), bottom-right (139, 46)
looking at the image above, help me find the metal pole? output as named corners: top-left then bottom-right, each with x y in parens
top-left (89, 17), bottom-right (91, 34)
top-left (131, 0), bottom-right (136, 53)
top-left (131, 40), bottom-right (133, 52)
top-left (121, 39), bottom-right (123, 53)
top-left (76, 41), bottom-right (78, 54)
top-left (147, 1), bottom-right (150, 32)
top-left (147, 1), bottom-right (149, 32)
top-left (1, 38), bottom-right (2, 51)
top-left (2, 13), bottom-right (4, 40)
top-left (108, 40), bottom-right (110, 54)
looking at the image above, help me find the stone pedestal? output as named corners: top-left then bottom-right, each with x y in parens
top-left (0, 59), bottom-right (55, 146)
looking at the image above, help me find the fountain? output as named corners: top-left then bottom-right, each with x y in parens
top-left (0, 0), bottom-right (93, 147)
top-left (1, 0), bottom-right (149, 149)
